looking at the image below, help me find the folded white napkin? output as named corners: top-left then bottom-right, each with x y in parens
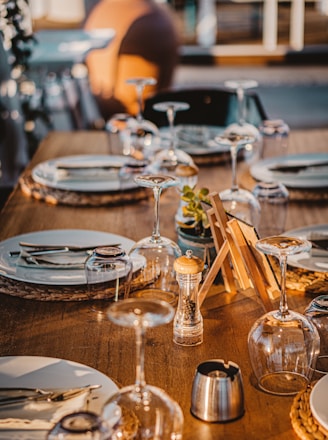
top-left (0, 392), bottom-right (87, 431)
top-left (16, 250), bottom-right (88, 269)
top-left (311, 248), bottom-right (328, 258)
top-left (54, 168), bottom-right (119, 182)
top-left (309, 233), bottom-right (328, 258)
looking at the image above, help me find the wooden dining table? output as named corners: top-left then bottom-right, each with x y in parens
top-left (0, 128), bottom-right (327, 439)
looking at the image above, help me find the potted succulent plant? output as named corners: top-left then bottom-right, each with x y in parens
top-left (176, 185), bottom-right (216, 268)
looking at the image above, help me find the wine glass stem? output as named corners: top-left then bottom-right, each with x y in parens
top-left (136, 84), bottom-right (143, 122)
top-left (134, 325), bottom-right (146, 389)
top-left (278, 254), bottom-right (289, 316)
top-left (230, 144), bottom-right (239, 192)
top-left (152, 186), bottom-right (162, 242)
top-left (237, 86), bottom-right (246, 125)
top-left (167, 106), bottom-right (176, 152)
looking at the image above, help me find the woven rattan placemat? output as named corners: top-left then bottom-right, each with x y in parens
top-left (0, 262), bottom-right (326, 302)
top-left (190, 151), bottom-right (231, 166)
top-left (19, 173), bottom-right (151, 206)
top-left (267, 257), bottom-right (328, 295)
top-left (240, 170), bottom-right (328, 202)
top-left (290, 384), bottom-right (328, 440)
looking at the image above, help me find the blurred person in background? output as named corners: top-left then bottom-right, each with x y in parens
top-left (84, 0), bottom-right (180, 121)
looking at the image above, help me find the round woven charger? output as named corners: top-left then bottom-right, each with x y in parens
top-left (19, 173), bottom-right (151, 206)
top-left (290, 384), bottom-right (328, 440)
top-left (0, 268), bottom-right (155, 302)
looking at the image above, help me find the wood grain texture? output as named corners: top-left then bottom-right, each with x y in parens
top-left (0, 128), bottom-right (327, 439)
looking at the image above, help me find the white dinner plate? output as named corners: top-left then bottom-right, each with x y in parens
top-left (0, 355), bottom-right (118, 438)
top-left (160, 125), bottom-right (230, 155)
top-left (250, 153), bottom-right (328, 188)
top-left (283, 224), bottom-right (328, 272)
top-left (0, 229), bottom-right (135, 285)
top-left (310, 374), bottom-right (328, 432)
top-left (32, 155), bottom-right (136, 192)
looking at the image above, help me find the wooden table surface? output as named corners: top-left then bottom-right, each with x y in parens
top-left (0, 128), bottom-right (327, 439)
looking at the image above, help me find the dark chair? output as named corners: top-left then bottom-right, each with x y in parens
top-left (143, 86), bottom-right (268, 128)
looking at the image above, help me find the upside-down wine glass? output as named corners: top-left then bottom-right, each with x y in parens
top-left (248, 236), bottom-right (320, 396)
top-left (126, 77), bottom-right (160, 161)
top-left (102, 298), bottom-right (184, 439)
top-left (224, 79), bottom-right (261, 162)
top-left (216, 131), bottom-right (261, 226)
top-left (151, 101), bottom-right (194, 173)
top-left (128, 174), bottom-right (182, 305)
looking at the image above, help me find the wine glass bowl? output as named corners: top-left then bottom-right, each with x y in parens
top-left (151, 101), bottom-right (194, 173)
top-left (103, 298), bottom-right (184, 440)
top-left (128, 174), bottom-right (182, 304)
top-left (305, 295), bottom-right (328, 376)
top-left (224, 80), bottom-right (259, 133)
top-left (215, 131), bottom-right (260, 226)
top-left (252, 181), bottom-right (289, 238)
top-left (224, 79), bottom-right (261, 162)
top-left (248, 236), bottom-right (320, 396)
top-left (126, 77), bottom-right (160, 161)
top-left (126, 77), bottom-right (157, 120)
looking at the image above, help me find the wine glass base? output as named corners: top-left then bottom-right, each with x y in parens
top-left (314, 355), bottom-right (328, 376)
top-left (103, 384), bottom-right (184, 440)
top-left (258, 372), bottom-right (309, 396)
top-left (219, 188), bottom-right (260, 225)
top-left (132, 288), bottom-right (177, 306)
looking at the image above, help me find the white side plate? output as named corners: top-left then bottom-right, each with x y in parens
top-left (284, 224), bottom-right (328, 272)
top-left (310, 374), bottom-right (328, 431)
top-left (0, 355), bottom-right (118, 438)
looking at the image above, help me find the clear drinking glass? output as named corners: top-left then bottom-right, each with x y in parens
top-left (47, 411), bottom-right (112, 440)
top-left (259, 119), bottom-right (289, 159)
top-left (105, 112), bottom-right (135, 156)
top-left (248, 236), bottom-right (320, 395)
top-left (151, 101), bottom-right (194, 173)
top-left (102, 298), bottom-right (184, 440)
top-left (85, 246), bottom-right (133, 315)
top-left (252, 181), bottom-right (289, 237)
top-left (305, 295), bottom-right (328, 376)
top-left (215, 131), bottom-right (261, 226)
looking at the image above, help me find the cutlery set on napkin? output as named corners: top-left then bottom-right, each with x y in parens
top-left (268, 159), bottom-right (328, 174)
top-left (11, 242), bottom-right (121, 269)
top-left (309, 234), bottom-right (328, 262)
top-left (250, 153), bottom-right (328, 189)
top-left (0, 385), bottom-right (101, 431)
top-left (54, 160), bottom-right (122, 182)
top-left (31, 155), bottom-right (140, 193)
